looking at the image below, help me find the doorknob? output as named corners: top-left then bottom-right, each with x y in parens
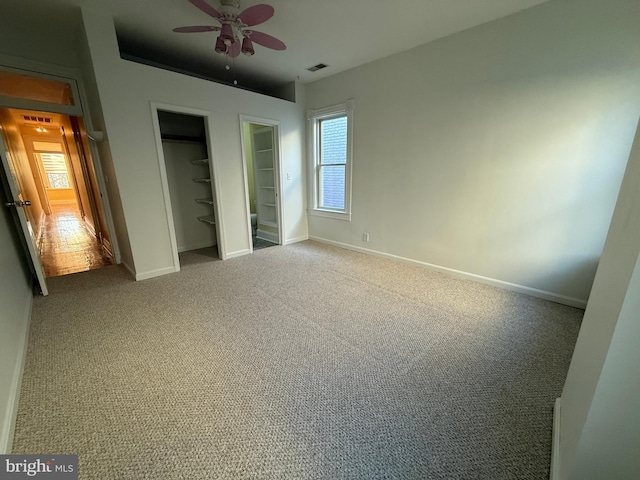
top-left (5, 200), bottom-right (31, 207)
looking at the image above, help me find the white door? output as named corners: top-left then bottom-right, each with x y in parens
top-left (0, 143), bottom-right (48, 296)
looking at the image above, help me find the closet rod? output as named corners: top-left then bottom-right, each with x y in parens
top-left (160, 133), bottom-right (206, 143)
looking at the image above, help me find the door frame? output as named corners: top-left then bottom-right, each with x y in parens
top-left (0, 54), bottom-right (121, 264)
top-left (150, 102), bottom-right (227, 270)
top-left (239, 115), bottom-right (284, 250)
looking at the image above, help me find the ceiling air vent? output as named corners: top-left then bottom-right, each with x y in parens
top-left (22, 115), bottom-right (52, 123)
top-left (307, 63), bottom-right (328, 72)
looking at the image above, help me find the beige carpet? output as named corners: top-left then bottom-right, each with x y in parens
top-left (12, 241), bottom-right (583, 479)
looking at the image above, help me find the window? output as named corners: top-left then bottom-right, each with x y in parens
top-left (308, 101), bottom-right (354, 220)
top-left (38, 153), bottom-right (71, 189)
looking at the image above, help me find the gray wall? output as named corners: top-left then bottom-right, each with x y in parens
top-left (0, 1), bottom-right (80, 68)
top-left (305, 0), bottom-right (640, 305)
top-left (0, 181), bottom-right (32, 453)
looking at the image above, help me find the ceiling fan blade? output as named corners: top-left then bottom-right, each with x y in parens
top-left (238, 4), bottom-right (274, 27)
top-left (228, 40), bottom-right (241, 58)
top-left (173, 25), bottom-right (220, 33)
top-left (188, 0), bottom-right (223, 19)
top-left (245, 30), bottom-right (286, 50)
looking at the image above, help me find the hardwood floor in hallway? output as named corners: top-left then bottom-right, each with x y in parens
top-left (37, 203), bottom-right (113, 277)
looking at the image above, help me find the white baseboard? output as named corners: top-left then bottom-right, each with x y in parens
top-left (36, 211), bottom-right (46, 244)
top-left (121, 260), bottom-right (136, 279)
top-left (257, 229), bottom-right (278, 243)
top-left (225, 248), bottom-right (251, 260)
top-left (551, 398), bottom-right (562, 480)
top-left (85, 219), bottom-right (97, 237)
top-left (0, 294), bottom-right (32, 454)
top-left (284, 235), bottom-right (309, 245)
top-left (308, 236), bottom-right (587, 309)
top-left (103, 237), bottom-right (113, 257)
top-left (135, 266), bottom-right (178, 281)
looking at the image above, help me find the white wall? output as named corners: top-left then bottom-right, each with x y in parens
top-left (0, 187), bottom-right (32, 453)
top-left (305, 0), bottom-right (640, 305)
top-left (569, 255), bottom-right (640, 479)
top-left (81, 7), bottom-right (307, 278)
top-left (558, 119), bottom-right (640, 479)
top-left (78, 20), bottom-right (135, 272)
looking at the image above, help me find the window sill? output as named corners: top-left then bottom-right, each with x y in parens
top-left (309, 208), bottom-right (351, 221)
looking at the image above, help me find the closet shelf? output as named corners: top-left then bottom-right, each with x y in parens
top-left (260, 220), bottom-right (277, 228)
top-left (262, 203), bottom-right (276, 207)
top-left (260, 186), bottom-right (275, 189)
top-left (190, 159), bottom-right (209, 165)
top-left (193, 178), bottom-right (211, 183)
top-left (256, 148), bottom-right (273, 153)
top-left (197, 215), bottom-right (216, 225)
top-left (195, 198), bottom-right (214, 205)
top-left (258, 167), bottom-right (273, 171)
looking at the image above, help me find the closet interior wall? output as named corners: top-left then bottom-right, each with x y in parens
top-left (158, 111), bottom-right (217, 257)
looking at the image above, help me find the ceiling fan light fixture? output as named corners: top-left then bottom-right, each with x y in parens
top-left (215, 36), bottom-right (227, 53)
top-left (175, 0), bottom-right (286, 61)
top-left (241, 37), bottom-right (254, 56)
top-left (220, 23), bottom-right (234, 44)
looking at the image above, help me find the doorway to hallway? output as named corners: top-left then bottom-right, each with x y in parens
top-left (0, 106), bottom-right (114, 278)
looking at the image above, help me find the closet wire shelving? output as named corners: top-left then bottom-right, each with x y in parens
top-left (191, 158), bottom-right (216, 225)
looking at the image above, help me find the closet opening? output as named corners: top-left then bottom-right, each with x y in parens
top-left (154, 108), bottom-right (223, 268)
top-left (240, 117), bottom-right (282, 251)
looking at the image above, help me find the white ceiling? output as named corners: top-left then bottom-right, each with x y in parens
top-left (4, 0), bottom-right (550, 94)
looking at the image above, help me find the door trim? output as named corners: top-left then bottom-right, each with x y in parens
top-left (150, 102), bottom-right (227, 268)
top-left (239, 115), bottom-right (284, 250)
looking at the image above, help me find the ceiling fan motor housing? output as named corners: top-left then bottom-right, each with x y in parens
top-left (220, 0), bottom-right (241, 13)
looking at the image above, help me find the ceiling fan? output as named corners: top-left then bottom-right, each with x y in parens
top-left (173, 0), bottom-right (286, 58)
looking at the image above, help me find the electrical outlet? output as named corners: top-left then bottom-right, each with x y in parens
top-left (363, 233), bottom-right (370, 242)
top-left (286, 172), bottom-right (291, 180)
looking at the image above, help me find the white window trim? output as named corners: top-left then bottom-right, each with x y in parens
top-left (307, 100), bottom-right (354, 221)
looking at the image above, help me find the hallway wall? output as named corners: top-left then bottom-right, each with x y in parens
top-left (60, 118), bottom-right (96, 234)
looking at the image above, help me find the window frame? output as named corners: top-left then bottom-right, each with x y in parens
top-left (307, 100), bottom-right (354, 221)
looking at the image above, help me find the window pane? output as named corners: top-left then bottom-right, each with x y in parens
top-left (0, 70), bottom-right (75, 105)
top-left (47, 173), bottom-right (70, 189)
top-left (319, 165), bottom-right (345, 210)
top-left (320, 116), bottom-right (347, 165)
